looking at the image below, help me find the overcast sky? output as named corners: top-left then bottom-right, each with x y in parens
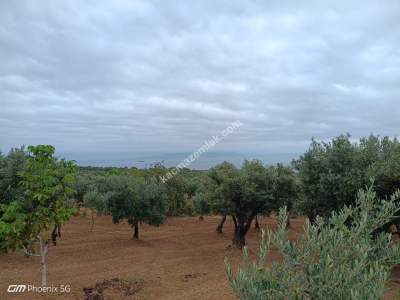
top-left (1, 1), bottom-right (399, 155)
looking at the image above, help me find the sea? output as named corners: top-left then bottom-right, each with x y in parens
top-left (59, 151), bottom-right (300, 170)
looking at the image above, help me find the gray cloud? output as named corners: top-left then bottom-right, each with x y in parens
top-left (0, 0), bottom-right (399, 154)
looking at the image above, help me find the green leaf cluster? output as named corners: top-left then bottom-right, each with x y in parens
top-left (226, 187), bottom-right (400, 300)
top-left (0, 145), bottom-right (77, 252)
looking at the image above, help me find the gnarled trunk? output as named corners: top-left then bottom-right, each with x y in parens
top-left (232, 227), bottom-right (246, 248)
top-left (216, 215), bottom-right (227, 234)
top-left (232, 214), bottom-right (255, 248)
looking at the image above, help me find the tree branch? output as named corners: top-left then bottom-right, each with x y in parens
top-left (232, 215), bottom-right (238, 228)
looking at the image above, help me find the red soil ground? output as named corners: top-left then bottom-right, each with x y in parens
top-left (0, 215), bottom-right (399, 300)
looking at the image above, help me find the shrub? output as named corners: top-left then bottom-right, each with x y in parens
top-left (225, 187), bottom-right (400, 300)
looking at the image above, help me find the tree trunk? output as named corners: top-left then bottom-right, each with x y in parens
top-left (132, 221), bottom-right (139, 239)
top-left (216, 215), bottom-right (227, 234)
top-left (232, 227), bottom-right (246, 248)
top-left (51, 224), bottom-right (61, 246)
top-left (39, 236), bottom-right (48, 286)
top-left (254, 215), bottom-right (260, 230)
top-left (232, 215), bottom-right (255, 248)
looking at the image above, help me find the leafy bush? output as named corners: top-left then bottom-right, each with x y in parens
top-left (226, 187), bottom-right (400, 300)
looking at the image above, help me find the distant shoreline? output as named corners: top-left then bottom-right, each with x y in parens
top-left (60, 151), bottom-right (300, 170)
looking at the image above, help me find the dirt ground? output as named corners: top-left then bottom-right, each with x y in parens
top-left (1, 215), bottom-right (400, 300)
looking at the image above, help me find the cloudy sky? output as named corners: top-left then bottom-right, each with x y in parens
top-left (1, 0), bottom-right (399, 155)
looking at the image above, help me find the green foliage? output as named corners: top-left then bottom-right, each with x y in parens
top-left (107, 176), bottom-right (168, 238)
top-left (267, 163), bottom-right (299, 213)
top-left (0, 147), bottom-right (27, 205)
top-left (293, 134), bottom-right (400, 221)
top-left (193, 192), bottom-right (211, 217)
top-left (209, 161), bottom-right (268, 246)
top-left (83, 189), bottom-right (112, 215)
top-left (74, 174), bottom-right (94, 204)
top-left (183, 173), bottom-right (212, 217)
top-left (165, 174), bottom-right (187, 216)
top-left (82, 189), bottom-right (113, 231)
top-left (362, 136), bottom-right (400, 198)
top-left (0, 145), bottom-right (77, 252)
top-left (208, 161), bottom-right (239, 217)
top-left (226, 187), bottom-right (400, 300)
top-left (73, 165), bottom-right (209, 218)
top-left (209, 160), bottom-right (299, 247)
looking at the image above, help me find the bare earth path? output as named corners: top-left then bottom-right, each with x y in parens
top-left (0, 215), bottom-right (399, 300)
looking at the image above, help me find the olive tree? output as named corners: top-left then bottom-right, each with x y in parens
top-left (209, 160), bottom-right (277, 248)
top-left (294, 134), bottom-right (400, 227)
top-left (0, 145), bottom-right (77, 286)
top-left (293, 134), bottom-right (360, 222)
top-left (107, 176), bottom-right (168, 239)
